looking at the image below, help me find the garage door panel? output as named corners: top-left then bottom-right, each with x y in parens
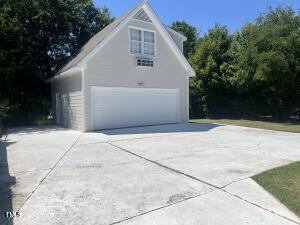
top-left (92, 87), bottom-right (179, 130)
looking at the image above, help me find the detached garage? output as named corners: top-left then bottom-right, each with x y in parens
top-left (48, 1), bottom-right (195, 132)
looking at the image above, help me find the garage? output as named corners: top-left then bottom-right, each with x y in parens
top-left (91, 87), bottom-right (179, 130)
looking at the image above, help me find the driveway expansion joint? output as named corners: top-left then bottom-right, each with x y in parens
top-left (108, 142), bottom-right (218, 189)
top-left (5, 133), bottom-right (83, 225)
top-left (222, 189), bottom-right (300, 225)
top-left (108, 142), bottom-right (300, 225)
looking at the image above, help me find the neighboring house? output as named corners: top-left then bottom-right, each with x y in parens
top-left (47, 0), bottom-right (195, 132)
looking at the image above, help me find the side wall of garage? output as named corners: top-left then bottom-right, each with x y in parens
top-left (83, 19), bottom-right (189, 131)
top-left (51, 71), bottom-right (84, 131)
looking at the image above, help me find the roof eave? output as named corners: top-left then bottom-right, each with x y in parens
top-left (189, 69), bottom-right (196, 77)
top-left (45, 67), bottom-right (83, 83)
top-left (165, 26), bottom-right (187, 41)
top-left (143, 2), bottom-right (194, 77)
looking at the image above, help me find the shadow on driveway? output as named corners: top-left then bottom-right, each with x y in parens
top-left (0, 139), bottom-right (16, 225)
top-left (97, 123), bottom-right (222, 136)
top-left (7, 126), bottom-right (66, 136)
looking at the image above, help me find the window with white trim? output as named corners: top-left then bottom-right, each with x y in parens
top-left (130, 28), bottom-right (155, 56)
top-left (130, 29), bottom-right (142, 54)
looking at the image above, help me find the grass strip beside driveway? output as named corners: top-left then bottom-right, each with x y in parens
top-left (192, 119), bottom-right (300, 133)
top-left (253, 162), bottom-right (300, 217)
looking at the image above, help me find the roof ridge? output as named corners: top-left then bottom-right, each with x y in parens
top-left (54, 0), bottom-right (195, 78)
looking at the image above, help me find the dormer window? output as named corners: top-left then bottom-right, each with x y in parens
top-left (130, 27), bottom-right (155, 57)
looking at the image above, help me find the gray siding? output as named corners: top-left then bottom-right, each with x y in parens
top-left (51, 72), bottom-right (83, 131)
top-left (83, 19), bottom-right (189, 131)
top-left (166, 27), bottom-right (184, 52)
top-left (170, 32), bottom-right (183, 52)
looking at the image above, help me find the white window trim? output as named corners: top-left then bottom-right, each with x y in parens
top-left (129, 26), bottom-right (157, 58)
top-left (130, 29), bottom-right (143, 55)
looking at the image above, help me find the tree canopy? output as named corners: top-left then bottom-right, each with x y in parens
top-left (171, 20), bottom-right (199, 58)
top-left (0, 0), bottom-right (113, 124)
top-left (189, 7), bottom-right (300, 120)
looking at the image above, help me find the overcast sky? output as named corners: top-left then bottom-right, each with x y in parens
top-left (94, 0), bottom-right (300, 34)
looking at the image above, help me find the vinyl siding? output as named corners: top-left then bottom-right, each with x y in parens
top-left (51, 71), bottom-right (83, 131)
top-left (83, 19), bottom-right (189, 131)
top-left (167, 29), bottom-right (184, 52)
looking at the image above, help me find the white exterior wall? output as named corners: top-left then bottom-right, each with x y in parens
top-left (83, 19), bottom-right (189, 131)
top-left (51, 71), bottom-right (83, 131)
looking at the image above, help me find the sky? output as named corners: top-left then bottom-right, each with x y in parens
top-left (94, 0), bottom-right (300, 34)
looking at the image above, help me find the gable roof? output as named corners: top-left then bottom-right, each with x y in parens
top-left (54, 0), bottom-right (195, 79)
top-left (58, 3), bottom-right (140, 74)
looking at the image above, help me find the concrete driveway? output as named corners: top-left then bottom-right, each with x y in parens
top-left (1, 123), bottom-right (300, 225)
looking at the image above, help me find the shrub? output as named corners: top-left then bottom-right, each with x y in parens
top-left (34, 115), bottom-right (53, 126)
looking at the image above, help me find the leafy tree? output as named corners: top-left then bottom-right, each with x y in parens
top-left (190, 7), bottom-right (300, 120)
top-left (171, 20), bottom-right (199, 57)
top-left (232, 7), bottom-right (300, 119)
top-left (189, 25), bottom-right (233, 117)
top-left (0, 0), bottom-right (113, 124)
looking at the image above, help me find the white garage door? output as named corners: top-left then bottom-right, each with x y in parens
top-left (92, 87), bottom-right (179, 130)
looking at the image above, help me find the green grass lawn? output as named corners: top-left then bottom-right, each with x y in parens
top-left (253, 162), bottom-right (300, 217)
top-left (192, 119), bottom-right (300, 133)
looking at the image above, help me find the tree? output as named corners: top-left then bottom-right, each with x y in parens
top-left (189, 7), bottom-right (300, 120)
top-left (0, 0), bottom-right (113, 124)
top-left (171, 20), bottom-right (199, 58)
top-left (232, 7), bottom-right (300, 119)
top-left (189, 25), bottom-right (233, 118)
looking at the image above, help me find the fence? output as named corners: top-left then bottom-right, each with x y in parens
top-left (190, 104), bottom-right (300, 122)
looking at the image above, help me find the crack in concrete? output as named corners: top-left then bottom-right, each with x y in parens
top-left (109, 142), bottom-right (300, 225)
top-left (220, 176), bottom-right (253, 189)
top-left (4, 133), bottom-right (82, 225)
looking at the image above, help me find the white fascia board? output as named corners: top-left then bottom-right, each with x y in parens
top-left (142, 3), bottom-right (195, 77)
top-left (46, 67), bottom-right (83, 83)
